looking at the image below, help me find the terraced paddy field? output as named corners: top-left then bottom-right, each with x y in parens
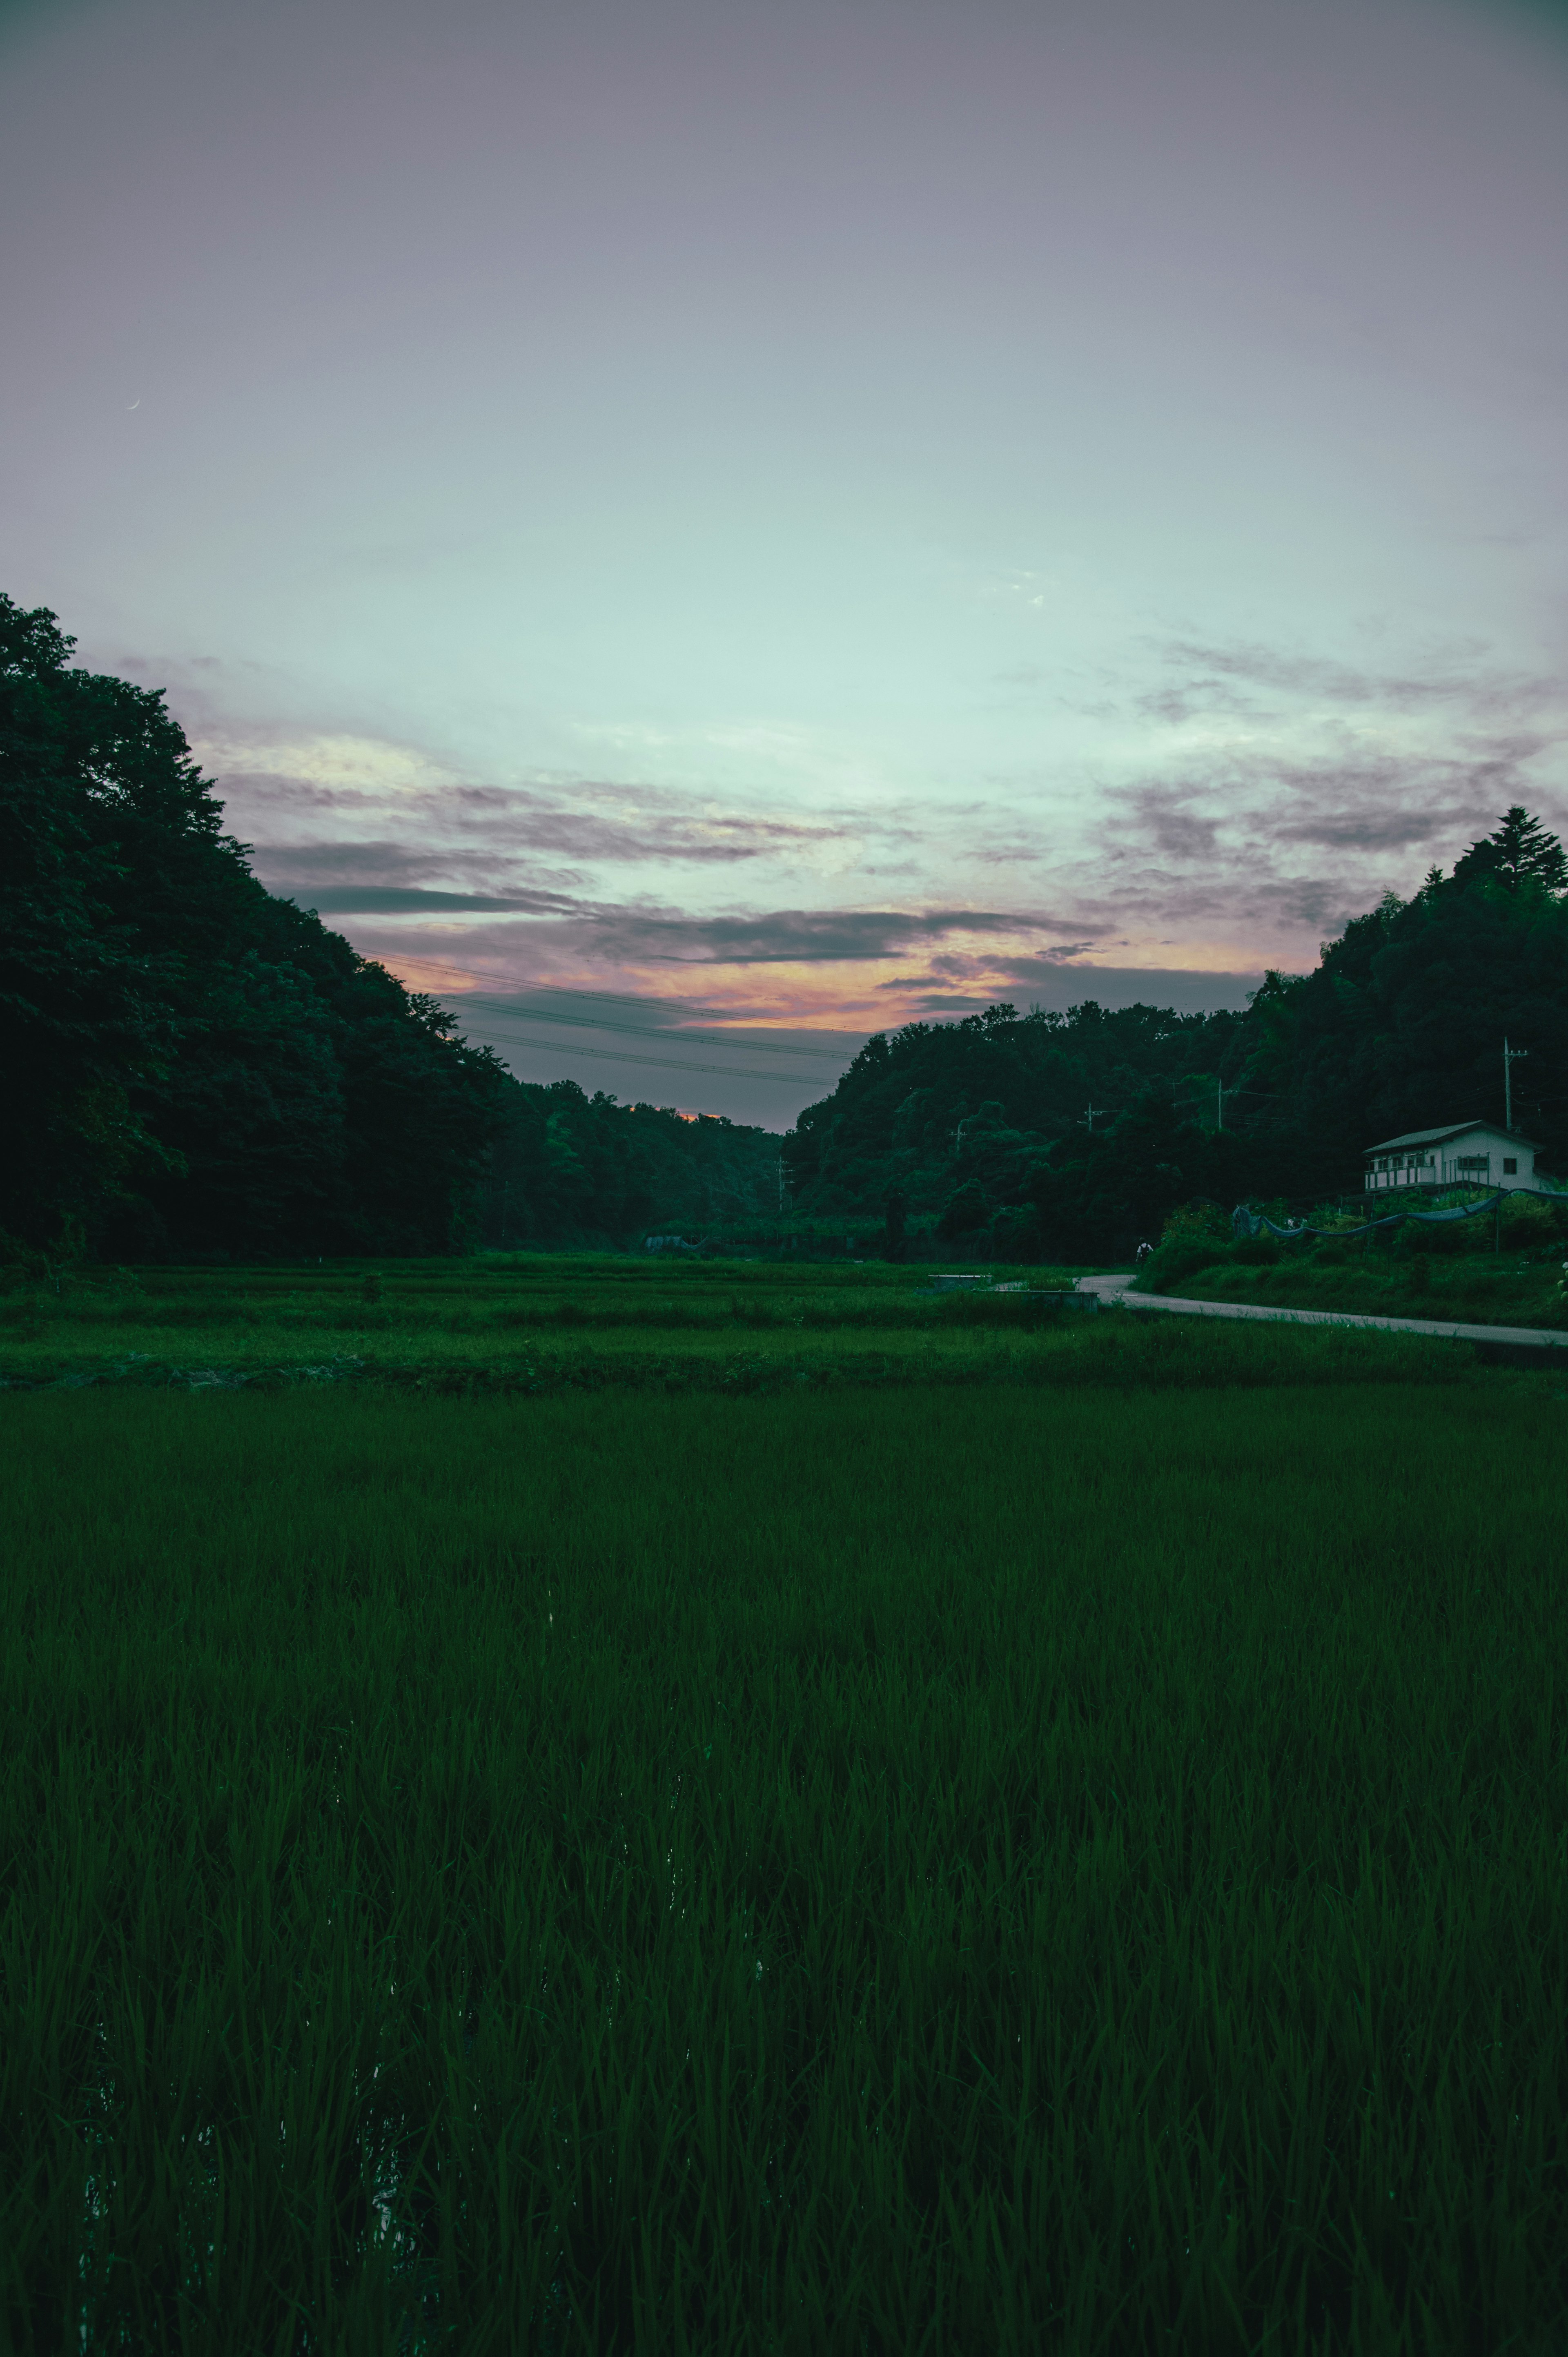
top-left (4, 1253), bottom-right (1558, 1395)
top-left (3, 1256), bottom-right (1566, 2353)
top-left (0, 1256), bottom-right (1102, 1392)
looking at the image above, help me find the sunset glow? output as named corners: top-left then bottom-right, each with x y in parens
top-left (5, 0), bottom-right (1566, 1119)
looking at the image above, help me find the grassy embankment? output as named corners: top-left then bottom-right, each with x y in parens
top-left (4, 1317), bottom-right (1568, 2353)
top-left (1134, 1197), bottom-right (1568, 1329)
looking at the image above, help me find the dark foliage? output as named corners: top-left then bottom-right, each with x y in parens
top-left (3, 593), bottom-right (786, 1262)
top-left (476, 1082), bottom-right (780, 1248)
top-left (782, 818), bottom-right (1568, 1258)
top-left (1451, 803), bottom-right (1568, 896)
top-left (2, 596), bottom-right (507, 1258)
top-left (13, 590), bottom-right (1566, 1267)
top-left (1241, 851), bottom-right (1568, 1202)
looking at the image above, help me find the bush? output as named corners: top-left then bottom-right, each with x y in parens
top-left (1159, 1200), bottom-right (1234, 1250)
top-left (1499, 1194), bottom-right (1568, 1253)
top-left (935, 1182), bottom-right (989, 1242)
top-left (1137, 1237), bottom-right (1232, 1293)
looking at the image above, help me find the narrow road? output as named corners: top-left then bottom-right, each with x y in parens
top-left (1075, 1272), bottom-right (1568, 1354)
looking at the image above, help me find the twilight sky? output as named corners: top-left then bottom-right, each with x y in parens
top-left (4, 0), bottom-right (1567, 1122)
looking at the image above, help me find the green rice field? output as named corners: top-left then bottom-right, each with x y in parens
top-left (0, 1257), bottom-right (1098, 1394)
top-left (5, 1253), bottom-right (1560, 1399)
top-left (3, 1260), bottom-right (1567, 2352)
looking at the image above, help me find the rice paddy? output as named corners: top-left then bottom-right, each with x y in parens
top-left (2, 1259), bottom-right (1566, 2352)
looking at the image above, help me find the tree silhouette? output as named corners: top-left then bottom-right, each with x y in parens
top-left (1452, 805), bottom-right (1568, 896)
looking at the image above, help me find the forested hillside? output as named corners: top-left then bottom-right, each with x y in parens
top-left (2, 595), bottom-right (777, 1261)
top-left (476, 1084), bottom-right (780, 1248)
top-left (12, 591), bottom-right (1565, 1266)
top-left (782, 806), bottom-right (1568, 1258)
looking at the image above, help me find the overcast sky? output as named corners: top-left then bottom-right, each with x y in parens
top-left (4, 0), bottom-right (1566, 1120)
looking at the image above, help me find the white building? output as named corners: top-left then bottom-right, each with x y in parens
top-left (1363, 1120), bottom-right (1539, 1196)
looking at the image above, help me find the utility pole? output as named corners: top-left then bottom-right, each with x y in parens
top-left (1504, 1038), bottom-right (1528, 1134)
top-left (1085, 1100), bottom-right (1106, 1134)
top-left (1216, 1080), bottom-right (1225, 1132)
top-left (777, 1156), bottom-right (786, 1213)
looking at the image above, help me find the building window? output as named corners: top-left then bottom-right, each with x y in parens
top-left (1503, 1157), bottom-right (1517, 1175)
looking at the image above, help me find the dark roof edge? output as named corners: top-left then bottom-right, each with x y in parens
top-left (1365, 1120), bottom-right (1540, 1153)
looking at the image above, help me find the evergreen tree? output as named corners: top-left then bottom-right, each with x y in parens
top-left (1452, 805), bottom-right (1568, 896)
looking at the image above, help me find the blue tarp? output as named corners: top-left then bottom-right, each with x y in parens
top-left (1233, 1187), bottom-right (1567, 1245)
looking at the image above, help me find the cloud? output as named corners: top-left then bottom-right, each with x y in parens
top-left (297, 886), bottom-right (581, 914)
top-left (1134, 679), bottom-right (1254, 725)
top-left (443, 789), bottom-right (855, 867)
top-left (1120, 788), bottom-right (1224, 861)
top-left (873, 964), bottom-right (1269, 1017)
top-left (242, 781), bottom-right (853, 867)
top-left (579, 905), bottom-right (1087, 966)
top-left (884, 994), bottom-right (998, 1013)
top-left (1089, 698), bottom-right (1568, 956)
top-left (253, 838), bottom-right (434, 881)
top-left (251, 825), bottom-right (1108, 963)
top-left (1148, 636), bottom-right (1564, 727)
top-left (875, 943), bottom-right (1097, 985)
top-left (134, 623), bottom-right (1568, 1015)
top-left (221, 745), bottom-right (893, 928)
top-left (270, 881), bottom-right (1099, 973)
top-left (1266, 804), bottom-right (1477, 853)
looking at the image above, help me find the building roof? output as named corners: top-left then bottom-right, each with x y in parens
top-left (1364, 1120), bottom-right (1539, 1154)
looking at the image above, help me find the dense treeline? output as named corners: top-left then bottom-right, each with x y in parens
top-left (3, 595), bottom-right (510, 1260)
top-left (12, 592), bottom-right (1566, 1267)
top-left (782, 807), bottom-right (1568, 1258)
top-left (2, 597), bottom-right (776, 1261)
top-left (475, 1083), bottom-right (780, 1248)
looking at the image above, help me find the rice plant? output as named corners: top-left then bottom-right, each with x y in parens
top-left (3, 1370), bottom-right (1566, 2353)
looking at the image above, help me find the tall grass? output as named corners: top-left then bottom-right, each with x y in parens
top-left (3, 1380), bottom-right (1566, 2353)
